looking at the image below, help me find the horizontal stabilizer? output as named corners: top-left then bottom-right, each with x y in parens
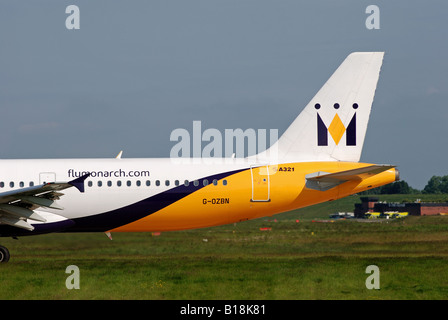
top-left (306, 165), bottom-right (395, 191)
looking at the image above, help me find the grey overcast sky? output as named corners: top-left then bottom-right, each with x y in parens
top-left (0, 1), bottom-right (447, 190)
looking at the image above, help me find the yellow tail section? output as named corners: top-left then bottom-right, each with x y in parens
top-left (110, 162), bottom-right (397, 232)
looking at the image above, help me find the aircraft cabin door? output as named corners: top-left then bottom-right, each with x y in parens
top-left (250, 165), bottom-right (270, 202)
top-left (40, 172), bottom-right (56, 184)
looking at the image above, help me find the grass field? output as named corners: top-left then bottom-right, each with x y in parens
top-left (0, 194), bottom-right (447, 300)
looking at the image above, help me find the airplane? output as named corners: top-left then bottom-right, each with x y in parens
top-left (0, 52), bottom-right (398, 262)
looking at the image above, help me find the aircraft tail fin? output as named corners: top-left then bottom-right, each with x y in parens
top-left (258, 52), bottom-right (384, 163)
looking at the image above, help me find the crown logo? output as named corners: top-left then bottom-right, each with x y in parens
top-left (315, 103), bottom-right (358, 146)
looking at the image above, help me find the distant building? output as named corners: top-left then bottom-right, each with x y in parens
top-left (354, 197), bottom-right (378, 217)
top-left (354, 197), bottom-right (448, 218)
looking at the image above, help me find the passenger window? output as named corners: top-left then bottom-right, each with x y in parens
top-left (146, 180), bottom-right (150, 186)
top-left (117, 180), bottom-right (122, 187)
top-left (88, 181), bottom-right (93, 187)
top-left (19, 181), bottom-right (24, 188)
top-left (203, 179), bottom-right (209, 186)
top-left (9, 182), bottom-right (14, 188)
top-left (213, 179), bottom-right (218, 186)
top-left (136, 180), bottom-right (141, 187)
top-left (175, 180), bottom-right (180, 186)
top-left (127, 180), bottom-right (131, 187)
top-left (0, 182), bottom-right (4, 188)
top-left (107, 181), bottom-right (112, 187)
top-left (193, 180), bottom-right (199, 187)
top-left (29, 181), bottom-right (34, 187)
top-left (223, 180), bottom-right (227, 186)
top-left (156, 180), bottom-right (160, 186)
top-left (184, 180), bottom-right (189, 186)
top-left (165, 180), bottom-right (170, 186)
top-left (98, 181), bottom-right (102, 187)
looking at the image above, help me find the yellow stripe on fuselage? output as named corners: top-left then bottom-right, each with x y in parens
top-left (110, 162), bottom-right (396, 232)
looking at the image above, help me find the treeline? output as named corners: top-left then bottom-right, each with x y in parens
top-left (422, 176), bottom-right (448, 194)
top-left (361, 180), bottom-right (419, 195)
top-left (361, 175), bottom-right (448, 194)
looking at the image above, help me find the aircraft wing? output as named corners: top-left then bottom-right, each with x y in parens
top-left (306, 165), bottom-right (395, 191)
top-left (0, 174), bottom-right (90, 231)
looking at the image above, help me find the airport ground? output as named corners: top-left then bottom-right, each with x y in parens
top-left (0, 194), bottom-right (447, 300)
